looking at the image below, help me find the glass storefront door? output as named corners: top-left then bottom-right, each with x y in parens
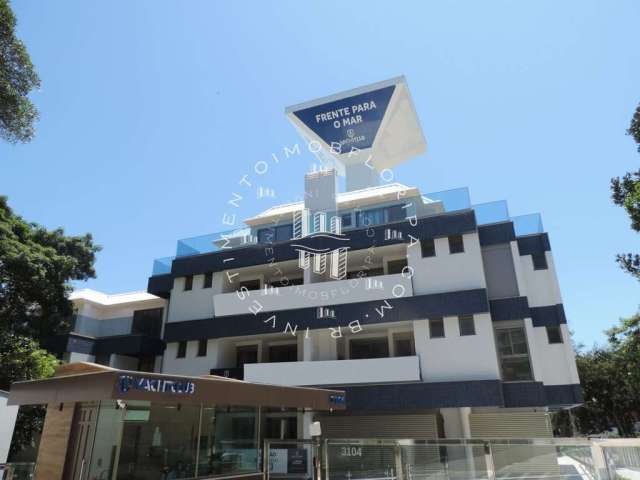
top-left (84, 401), bottom-right (259, 480)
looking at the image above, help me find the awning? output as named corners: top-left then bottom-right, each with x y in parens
top-left (8, 362), bottom-right (346, 411)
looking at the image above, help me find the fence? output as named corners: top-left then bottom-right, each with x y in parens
top-left (0, 463), bottom-right (35, 480)
top-left (265, 438), bottom-right (640, 480)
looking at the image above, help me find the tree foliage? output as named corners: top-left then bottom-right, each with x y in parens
top-left (0, 329), bottom-right (58, 459)
top-left (0, 196), bottom-right (101, 339)
top-left (611, 103), bottom-right (640, 279)
top-left (0, 331), bottom-right (58, 391)
top-left (0, 196), bottom-right (100, 458)
top-left (554, 319), bottom-right (640, 437)
top-left (0, 0), bottom-right (40, 143)
top-left (629, 103), bottom-right (640, 152)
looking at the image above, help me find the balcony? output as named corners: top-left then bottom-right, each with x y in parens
top-left (213, 273), bottom-right (413, 317)
top-left (243, 355), bottom-right (421, 386)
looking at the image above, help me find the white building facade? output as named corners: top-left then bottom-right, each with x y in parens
top-left (50, 171), bottom-right (580, 441)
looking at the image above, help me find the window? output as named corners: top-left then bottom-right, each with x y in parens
top-left (176, 340), bottom-right (187, 358)
top-left (546, 325), bottom-right (563, 344)
top-left (532, 252), bottom-right (548, 270)
top-left (265, 416), bottom-right (297, 440)
top-left (387, 258), bottom-right (408, 275)
top-left (357, 208), bottom-right (384, 227)
top-left (238, 279), bottom-right (261, 291)
top-left (138, 356), bottom-right (155, 372)
top-left (268, 344), bottom-right (297, 362)
top-left (197, 339), bottom-right (208, 357)
top-left (268, 277), bottom-right (303, 288)
top-left (257, 225), bottom-right (293, 244)
top-left (346, 268), bottom-right (384, 279)
top-left (184, 275), bottom-right (193, 291)
top-left (236, 345), bottom-right (258, 367)
top-left (429, 317), bottom-right (445, 338)
top-left (495, 327), bottom-right (533, 381)
top-left (349, 337), bottom-right (389, 359)
top-left (421, 238), bottom-right (436, 258)
top-left (448, 235), bottom-right (464, 254)
top-left (203, 272), bottom-right (213, 289)
top-left (275, 224), bottom-right (293, 242)
top-left (393, 333), bottom-right (415, 357)
top-left (385, 204), bottom-right (405, 222)
top-left (257, 228), bottom-right (274, 244)
top-left (132, 308), bottom-right (163, 337)
top-left (341, 213), bottom-right (353, 228)
top-left (458, 315), bottom-right (476, 336)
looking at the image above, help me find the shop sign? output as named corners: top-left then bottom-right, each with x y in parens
top-left (117, 374), bottom-right (196, 395)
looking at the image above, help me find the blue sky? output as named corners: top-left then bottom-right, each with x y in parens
top-left (1, 1), bottom-right (638, 347)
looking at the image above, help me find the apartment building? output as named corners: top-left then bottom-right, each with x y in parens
top-left (47, 163), bottom-right (581, 441)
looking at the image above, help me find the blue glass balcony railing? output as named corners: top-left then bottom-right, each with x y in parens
top-left (152, 257), bottom-right (174, 276)
top-left (472, 200), bottom-right (510, 225)
top-left (176, 228), bottom-right (255, 257)
top-left (512, 213), bottom-right (544, 236)
top-left (424, 187), bottom-right (471, 212)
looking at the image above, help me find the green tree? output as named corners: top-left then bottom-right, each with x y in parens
top-left (0, 196), bottom-right (101, 339)
top-left (0, 332), bottom-right (57, 458)
top-left (573, 344), bottom-right (638, 436)
top-left (611, 103), bottom-right (640, 279)
top-left (0, 196), bottom-right (100, 457)
top-left (0, 0), bottom-right (40, 143)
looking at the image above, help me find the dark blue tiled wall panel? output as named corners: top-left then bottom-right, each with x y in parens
top-left (516, 234), bottom-right (551, 256)
top-left (544, 384), bottom-right (583, 405)
top-left (478, 222), bottom-right (516, 246)
top-left (530, 304), bottom-right (567, 326)
top-left (340, 381), bottom-right (504, 411)
top-left (489, 297), bottom-right (531, 321)
top-left (502, 382), bottom-right (547, 407)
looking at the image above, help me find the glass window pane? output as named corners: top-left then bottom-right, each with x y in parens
top-left (421, 238), bottom-right (436, 257)
top-left (198, 406), bottom-right (258, 477)
top-left (275, 224), bottom-right (293, 242)
top-left (87, 402), bottom-right (123, 480)
top-left (429, 318), bottom-right (445, 338)
top-left (458, 315), bottom-right (476, 336)
top-left (386, 204), bottom-right (405, 222)
top-left (257, 228), bottom-right (274, 244)
top-left (546, 325), bottom-right (563, 344)
top-left (350, 338), bottom-right (389, 359)
top-left (501, 356), bottom-right (533, 381)
top-left (116, 402), bottom-right (200, 480)
top-left (448, 235), bottom-right (464, 254)
top-left (387, 259), bottom-right (408, 275)
top-left (269, 344), bottom-right (297, 362)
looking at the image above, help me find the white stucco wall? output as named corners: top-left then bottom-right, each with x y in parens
top-left (0, 392), bottom-right (18, 463)
top-left (244, 356), bottom-right (421, 386)
top-left (526, 321), bottom-right (579, 385)
top-left (167, 274), bottom-right (222, 323)
top-left (162, 339), bottom-right (220, 376)
top-left (517, 252), bottom-right (563, 307)
top-left (413, 313), bottom-right (501, 382)
top-left (408, 233), bottom-right (487, 296)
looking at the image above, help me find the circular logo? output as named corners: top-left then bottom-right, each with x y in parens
top-left (218, 142), bottom-right (416, 341)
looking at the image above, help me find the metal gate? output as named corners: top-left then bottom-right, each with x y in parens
top-left (266, 438), bottom-right (640, 480)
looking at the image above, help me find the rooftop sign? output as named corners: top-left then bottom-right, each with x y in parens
top-left (285, 76), bottom-right (427, 177)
